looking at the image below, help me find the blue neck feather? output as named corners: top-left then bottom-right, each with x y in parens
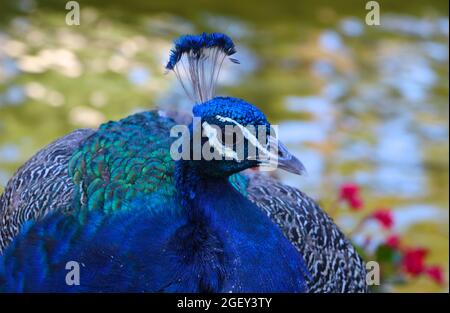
top-left (174, 160), bottom-right (310, 292)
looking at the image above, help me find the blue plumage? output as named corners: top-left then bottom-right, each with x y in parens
top-left (193, 97), bottom-right (270, 126)
top-left (1, 122), bottom-right (307, 292)
top-left (0, 95), bottom-right (310, 292)
top-left (1, 178), bottom-right (309, 292)
top-left (0, 32), bottom-right (321, 292)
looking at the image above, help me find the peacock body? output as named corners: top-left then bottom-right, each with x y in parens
top-left (0, 33), bottom-right (367, 292)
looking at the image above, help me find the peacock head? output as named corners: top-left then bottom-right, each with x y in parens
top-left (166, 33), bottom-right (305, 178)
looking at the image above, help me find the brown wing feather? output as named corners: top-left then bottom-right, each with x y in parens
top-left (0, 128), bottom-right (95, 253)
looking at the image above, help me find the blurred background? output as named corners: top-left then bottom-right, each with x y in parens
top-left (0, 0), bottom-right (448, 292)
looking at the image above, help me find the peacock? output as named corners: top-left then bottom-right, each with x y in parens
top-left (0, 33), bottom-right (367, 292)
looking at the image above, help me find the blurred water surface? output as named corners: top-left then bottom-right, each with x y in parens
top-left (0, 0), bottom-right (448, 292)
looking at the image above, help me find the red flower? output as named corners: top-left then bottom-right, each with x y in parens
top-left (385, 234), bottom-right (400, 249)
top-left (372, 208), bottom-right (394, 229)
top-left (339, 183), bottom-right (359, 200)
top-left (402, 247), bottom-right (428, 276)
top-left (339, 183), bottom-right (363, 210)
top-left (349, 196), bottom-right (363, 210)
top-left (424, 265), bottom-right (445, 285)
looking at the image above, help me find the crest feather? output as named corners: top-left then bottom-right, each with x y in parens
top-left (166, 33), bottom-right (239, 104)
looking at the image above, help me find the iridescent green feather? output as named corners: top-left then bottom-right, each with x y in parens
top-left (68, 111), bottom-right (178, 218)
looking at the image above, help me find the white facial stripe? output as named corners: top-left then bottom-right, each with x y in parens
top-left (202, 121), bottom-right (240, 161)
top-left (215, 115), bottom-right (278, 161)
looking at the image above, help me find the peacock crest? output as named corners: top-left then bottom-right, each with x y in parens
top-left (165, 32), bottom-right (240, 104)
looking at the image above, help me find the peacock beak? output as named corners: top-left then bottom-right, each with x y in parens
top-left (276, 140), bottom-right (306, 175)
top-left (255, 136), bottom-right (306, 175)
